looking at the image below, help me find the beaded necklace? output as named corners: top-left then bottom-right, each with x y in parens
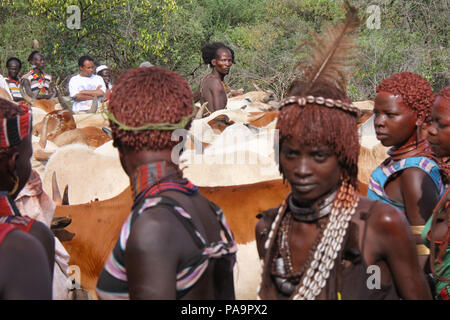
top-left (130, 161), bottom-right (197, 207)
top-left (288, 189), bottom-right (337, 222)
top-left (387, 138), bottom-right (430, 161)
top-left (30, 69), bottom-right (48, 93)
top-left (7, 76), bottom-right (19, 85)
top-left (259, 180), bottom-right (359, 300)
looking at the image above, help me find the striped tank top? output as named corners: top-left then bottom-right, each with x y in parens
top-left (96, 180), bottom-right (237, 300)
top-left (367, 156), bottom-right (445, 210)
top-left (5, 77), bottom-right (22, 101)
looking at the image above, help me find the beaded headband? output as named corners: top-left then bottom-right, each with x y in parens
top-left (279, 95), bottom-right (360, 117)
top-left (0, 104), bottom-right (33, 149)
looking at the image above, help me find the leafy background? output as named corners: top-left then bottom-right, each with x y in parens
top-left (0, 0), bottom-right (448, 100)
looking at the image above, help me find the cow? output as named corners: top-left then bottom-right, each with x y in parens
top-left (42, 142), bottom-right (128, 205)
top-left (33, 109), bottom-right (111, 150)
top-left (47, 107), bottom-right (383, 300)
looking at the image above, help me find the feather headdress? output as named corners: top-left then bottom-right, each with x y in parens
top-left (280, 1), bottom-right (362, 115)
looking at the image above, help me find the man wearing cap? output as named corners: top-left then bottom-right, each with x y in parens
top-left (139, 61), bottom-right (154, 68)
top-left (68, 56), bottom-right (106, 112)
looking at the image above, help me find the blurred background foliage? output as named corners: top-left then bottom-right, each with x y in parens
top-left (0, 0), bottom-right (448, 100)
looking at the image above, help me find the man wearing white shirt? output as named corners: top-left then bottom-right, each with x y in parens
top-left (0, 74), bottom-right (13, 100)
top-left (68, 56), bottom-right (106, 112)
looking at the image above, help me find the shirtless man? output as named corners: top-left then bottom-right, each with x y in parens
top-left (197, 42), bottom-right (234, 116)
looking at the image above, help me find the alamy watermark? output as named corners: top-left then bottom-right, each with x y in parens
top-left (67, 264), bottom-right (81, 290)
top-left (66, 5), bottom-right (81, 30)
top-left (367, 265), bottom-right (381, 290)
top-left (366, 5), bottom-right (381, 30)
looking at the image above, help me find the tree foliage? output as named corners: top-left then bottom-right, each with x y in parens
top-left (0, 0), bottom-right (448, 99)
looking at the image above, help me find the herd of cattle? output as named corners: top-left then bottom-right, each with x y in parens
top-left (1, 87), bottom-right (388, 299)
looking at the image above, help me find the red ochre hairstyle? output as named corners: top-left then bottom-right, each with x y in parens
top-left (376, 72), bottom-right (435, 122)
top-left (438, 86), bottom-right (450, 100)
top-left (108, 67), bottom-right (194, 151)
top-left (277, 81), bottom-right (360, 188)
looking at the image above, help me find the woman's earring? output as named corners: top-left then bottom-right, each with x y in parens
top-left (8, 174), bottom-right (19, 196)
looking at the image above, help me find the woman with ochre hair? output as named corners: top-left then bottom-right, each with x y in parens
top-left (255, 3), bottom-right (430, 300)
top-left (0, 97), bottom-right (54, 299)
top-left (368, 72), bottom-right (444, 268)
top-left (96, 66), bottom-right (236, 300)
top-left (423, 86), bottom-right (450, 300)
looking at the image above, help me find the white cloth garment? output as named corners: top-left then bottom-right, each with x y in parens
top-left (15, 170), bottom-right (72, 300)
top-left (68, 74), bottom-right (106, 112)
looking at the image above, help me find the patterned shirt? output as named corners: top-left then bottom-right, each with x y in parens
top-left (22, 69), bottom-right (52, 96)
top-left (5, 77), bottom-right (23, 100)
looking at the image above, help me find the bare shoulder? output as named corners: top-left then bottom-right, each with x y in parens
top-left (358, 196), bottom-right (409, 235)
top-left (0, 229), bottom-right (49, 263)
top-left (399, 166), bottom-right (435, 185)
top-left (29, 220), bottom-right (55, 250)
top-left (203, 75), bottom-right (223, 89)
top-left (127, 207), bottom-right (177, 251)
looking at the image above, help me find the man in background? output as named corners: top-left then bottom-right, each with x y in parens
top-left (68, 56), bottom-right (105, 112)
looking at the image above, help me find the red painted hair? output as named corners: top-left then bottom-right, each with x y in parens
top-left (376, 72), bottom-right (435, 122)
top-left (277, 81), bottom-right (360, 188)
top-left (108, 67), bottom-right (194, 151)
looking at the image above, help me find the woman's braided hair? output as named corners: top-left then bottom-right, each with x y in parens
top-left (277, 81), bottom-right (360, 188)
top-left (376, 72), bottom-right (435, 122)
top-left (108, 66), bottom-right (194, 151)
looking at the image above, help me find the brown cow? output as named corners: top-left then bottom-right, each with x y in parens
top-left (34, 109), bottom-right (111, 150)
top-left (34, 110), bottom-right (76, 142)
top-left (247, 111), bottom-right (279, 128)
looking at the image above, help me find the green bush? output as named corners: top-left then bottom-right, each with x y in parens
top-left (0, 0), bottom-right (447, 99)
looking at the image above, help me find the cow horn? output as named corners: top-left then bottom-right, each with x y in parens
top-left (252, 81), bottom-right (263, 92)
top-left (48, 83), bottom-right (57, 100)
top-left (55, 86), bottom-right (72, 112)
top-left (88, 95), bottom-right (98, 113)
top-left (62, 185), bottom-right (69, 206)
top-left (195, 102), bottom-right (209, 119)
top-left (102, 127), bottom-right (112, 138)
top-left (39, 114), bottom-right (49, 149)
top-left (52, 171), bottom-right (62, 206)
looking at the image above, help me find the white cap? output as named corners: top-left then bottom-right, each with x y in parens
top-left (139, 61), bottom-right (154, 68)
top-left (96, 65), bottom-right (109, 74)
